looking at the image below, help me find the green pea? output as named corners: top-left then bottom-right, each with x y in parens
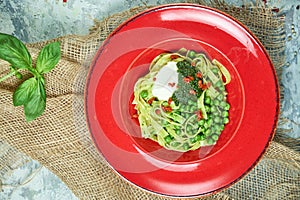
top-left (210, 125), bottom-right (216, 132)
top-left (190, 138), bottom-right (196, 143)
top-left (171, 142), bottom-right (181, 147)
top-left (183, 143), bottom-right (190, 150)
top-left (187, 125), bottom-right (192, 132)
top-left (188, 100), bottom-right (193, 105)
top-left (207, 138), bottom-right (214, 145)
top-left (199, 134), bottom-right (206, 141)
top-left (211, 105), bottom-right (217, 113)
top-left (184, 113), bottom-right (190, 119)
top-left (204, 96), bottom-right (211, 105)
top-left (192, 124), bottom-right (198, 131)
top-left (188, 50), bottom-right (196, 58)
top-left (198, 119), bottom-right (205, 126)
top-left (212, 134), bottom-right (219, 141)
top-left (204, 105), bottom-right (211, 113)
top-left (215, 80), bottom-right (222, 88)
top-left (178, 48), bottom-right (187, 55)
top-left (186, 105), bottom-right (191, 112)
top-left (213, 110), bottom-right (220, 116)
top-left (219, 124), bottom-right (225, 131)
top-left (224, 103), bottom-right (230, 110)
top-left (140, 90), bottom-right (148, 98)
top-left (213, 126), bottom-right (221, 135)
top-left (219, 85), bottom-right (225, 91)
top-left (207, 118), bottom-right (213, 126)
top-left (215, 129), bottom-right (222, 135)
top-left (163, 120), bottom-right (169, 126)
top-left (212, 68), bottom-right (219, 74)
top-left (223, 117), bottom-right (229, 124)
top-left (190, 106), bottom-right (196, 112)
top-left (205, 129), bottom-right (211, 136)
top-left (213, 123), bottom-right (220, 130)
top-left (194, 135), bottom-right (200, 141)
top-left (204, 122), bottom-right (210, 129)
top-left (222, 111), bottom-right (229, 118)
top-left (217, 94), bottom-right (224, 101)
top-left (164, 135), bottom-right (172, 144)
top-left (213, 99), bottom-right (220, 106)
top-left (193, 100), bottom-right (198, 106)
top-left (220, 101), bottom-right (227, 108)
top-left (180, 106), bottom-right (186, 112)
top-left (174, 125), bottom-right (180, 130)
top-left (162, 101), bottom-right (169, 107)
top-left (175, 129), bottom-right (181, 135)
top-left (214, 116), bottom-right (221, 123)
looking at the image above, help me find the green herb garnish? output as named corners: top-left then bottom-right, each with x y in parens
top-left (0, 33), bottom-right (61, 121)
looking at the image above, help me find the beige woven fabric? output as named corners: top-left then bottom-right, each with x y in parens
top-left (0, 1), bottom-right (299, 199)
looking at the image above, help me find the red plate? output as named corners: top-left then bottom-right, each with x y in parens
top-left (85, 4), bottom-right (279, 197)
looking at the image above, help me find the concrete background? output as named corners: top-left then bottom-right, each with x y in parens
top-left (0, 0), bottom-right (299, 199)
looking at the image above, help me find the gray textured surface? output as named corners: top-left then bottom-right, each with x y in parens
top-left (0, 0), bottom-right (299, 199)
top-left (273, 0), bottom-right (300, 139)
top-left (0, 0), bottom-right (183, 43)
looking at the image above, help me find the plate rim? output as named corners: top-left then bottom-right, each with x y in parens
top-left (84, 3), bottom-right (280, 198)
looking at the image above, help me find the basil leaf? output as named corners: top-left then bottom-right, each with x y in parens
top-left (39, 78), bottom-right (46, 101)
top-left (36, 41), bottom-right (61, 74)
top-left (13, 77), bottom-right (37, 106)
top-left (24, 78), bottom-right (46, 122)
top-left (0, 33), bottom-right (32, 69)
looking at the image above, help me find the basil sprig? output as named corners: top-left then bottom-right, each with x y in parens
top-left (0, 33), bottom-right (61, 121)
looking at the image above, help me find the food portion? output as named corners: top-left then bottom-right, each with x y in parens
top-left (133, 48), bottom-right (231, 152)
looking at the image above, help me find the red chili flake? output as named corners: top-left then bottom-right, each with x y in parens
top-left (188, 76), bottom-right (194, 81)
top-left (189, 89), bottom-right (196, 95)
top-left (153, 77), bottom-right (156, 81)
top-left (196, 72), bottom-right (202, 78)
top-left (162, 105), bottom-right (172, 112)
top-left (147, 97), bottom-right (156, 105)
top-left (198, 80), bottom-right (203, 88)
top-left (183, 77), bottom-right (191, 83)
top-left (170, 55), bottom-right (179, 60)
top-left (195, 110), bottom-right (203, 121)
top-left (63, 0), bottom-right (67, 2)
top-left (202, 85), bottom-right (208, 90)
top-left (191, 61), bottom-right (196, 67)
top-left (184, 76), bottom-right (194, 83)
top-left (198, 80), bottom-right (211, 90)
top-left (202, 82), bottom-right (211, 90)
top-left (168, 82), bottom-right (176, 87)
top-left (132, 113), bottom-right (138, 119)
top-left (168, 97), bottom-right (172, 105)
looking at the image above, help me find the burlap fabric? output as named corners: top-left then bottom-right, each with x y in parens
top-left (0, 1), bottom-right (299, 199)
